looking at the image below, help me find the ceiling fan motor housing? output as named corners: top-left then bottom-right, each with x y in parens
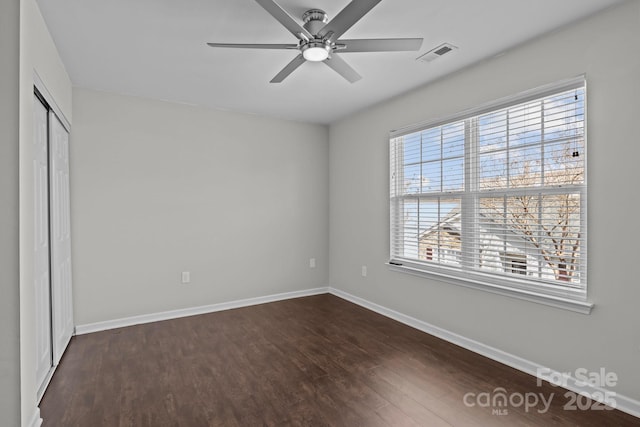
top-left (302, 9), bottom-right (329, 35)
top-left (301, 9), bottom-right (332, 61)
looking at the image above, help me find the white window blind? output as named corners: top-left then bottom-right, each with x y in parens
top-left (390, 78), bottom-right (588, 305)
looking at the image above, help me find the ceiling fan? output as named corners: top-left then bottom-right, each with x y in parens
top-left (207, 0), bottom-right (423, 83)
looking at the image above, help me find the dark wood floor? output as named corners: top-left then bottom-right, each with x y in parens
top-left (40, 294), bottom-right (639, 426)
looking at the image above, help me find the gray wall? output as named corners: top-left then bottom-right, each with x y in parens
top-left (0, 0), bottom-right (22, 425)
top-left (19, 0), bottom-right (74, 423)
top-left (329, 1), bottom-right (640, 401)
top-left (71, 89), bottom-right (330, 325)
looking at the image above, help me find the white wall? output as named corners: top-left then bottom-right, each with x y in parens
top-left (1, 1), bottom-right (22, 424)
top-left (71, 89), bottom-right (329, 325)
top-left (19, 0), bottom-right (73, 424)
top-left (329, 0), bottom-right (640, 402)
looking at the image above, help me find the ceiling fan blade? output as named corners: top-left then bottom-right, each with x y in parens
top-left (270, 54), bottom-right (306, 83)
top-left (337, 38), bottom-right (423, 53)
top-left (254, 0), bottom-right (313, 40)
top-left (207, 42), bottom-right (298, 50)
top-left (324, 54), bottom-right (361, 83)
top-left (318, 0), bottom-right (382, 42)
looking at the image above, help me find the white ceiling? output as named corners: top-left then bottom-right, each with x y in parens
top-left (38, 0), bottom-right (624, 124)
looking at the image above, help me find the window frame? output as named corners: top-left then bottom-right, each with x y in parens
top-left (388, 77), bottom-right (593, 314)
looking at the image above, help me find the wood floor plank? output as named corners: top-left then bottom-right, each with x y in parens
top-left (40, 294), bottom-right (640, 426)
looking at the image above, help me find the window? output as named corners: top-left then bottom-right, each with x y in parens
top-left (389, 78), bottom-right (590, 311)
top-left (503, 253), bottom-right (527, 276)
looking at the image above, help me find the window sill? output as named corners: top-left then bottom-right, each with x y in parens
top-left (386, 262), bottom-right (594, 314)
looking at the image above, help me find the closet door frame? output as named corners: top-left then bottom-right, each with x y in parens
top-left (34, 73), bottom-right (73, 402)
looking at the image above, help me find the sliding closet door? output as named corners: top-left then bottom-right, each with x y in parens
top-left (33, 95), bottom-right (52, 389)
top-left (49, 112), bottom-right (74, 365)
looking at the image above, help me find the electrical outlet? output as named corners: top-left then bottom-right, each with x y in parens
top-left (309, 258), bottom-right (316, 268)
top-left (361, 266), bottom-right (367, 277)
top-left (181, 271), bottom-right (190, 284)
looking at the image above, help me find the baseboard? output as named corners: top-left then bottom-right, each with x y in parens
top-left (328, 287), bottom-right (640, 419)
top-left (28, 407), bottom-right (42, 427)
top-left (75, 286), bottom-right (329, 335)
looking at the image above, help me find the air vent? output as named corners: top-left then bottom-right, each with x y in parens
top-left (417, 42), bottom-right (458, 63)
top-left (434, 45), bottom-right (453, 55)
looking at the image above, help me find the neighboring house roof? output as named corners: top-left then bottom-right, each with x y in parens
top-left (419, 208), bottom-right (462, 250)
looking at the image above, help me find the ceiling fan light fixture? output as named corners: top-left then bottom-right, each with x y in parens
top-left (302, 42), bottom-right (330, 62)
